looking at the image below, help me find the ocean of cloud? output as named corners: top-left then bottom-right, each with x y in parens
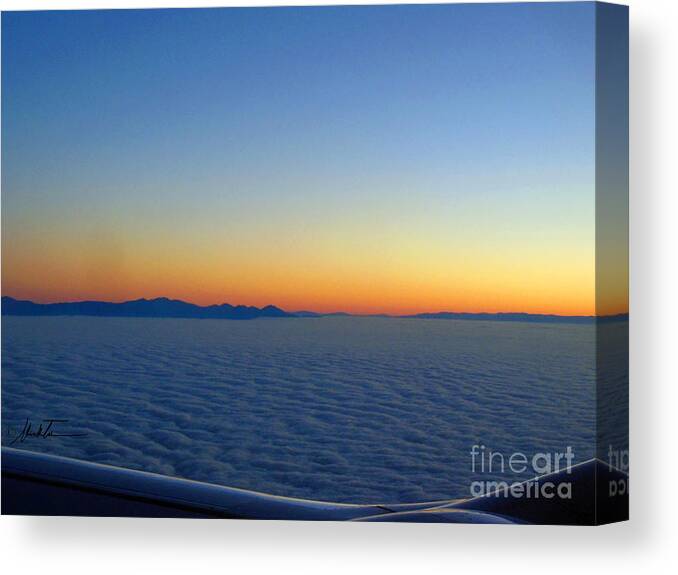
top-left (1, 316), bottom-right (597, 503)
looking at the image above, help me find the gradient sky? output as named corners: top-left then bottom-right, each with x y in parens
top-left (2, 4), bottom-right (610, 315)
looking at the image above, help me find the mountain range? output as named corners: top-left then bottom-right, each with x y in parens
top-left (1, 296), bottom-right (291, 320)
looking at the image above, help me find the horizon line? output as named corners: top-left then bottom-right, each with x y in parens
top-left (1, 294), bottom-right (629, 319)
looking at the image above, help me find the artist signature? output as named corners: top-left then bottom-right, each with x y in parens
top-left (5, 418), bottom-right (88, 446)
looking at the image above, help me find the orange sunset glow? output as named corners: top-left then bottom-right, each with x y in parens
top-left (1, 200), bottom-right (602, 315)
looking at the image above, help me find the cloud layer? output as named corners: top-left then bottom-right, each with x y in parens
top-left (2, 316), bottom-right (596, 503)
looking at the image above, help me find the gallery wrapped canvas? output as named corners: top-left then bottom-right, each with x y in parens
top-left (1, 2), bottom-right (628, 524)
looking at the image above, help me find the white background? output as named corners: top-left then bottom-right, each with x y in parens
top-left (0, 0), bottom-right (676, 572)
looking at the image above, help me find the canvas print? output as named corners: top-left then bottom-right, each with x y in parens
top-left (1, 2), bottom-right (629, 524)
